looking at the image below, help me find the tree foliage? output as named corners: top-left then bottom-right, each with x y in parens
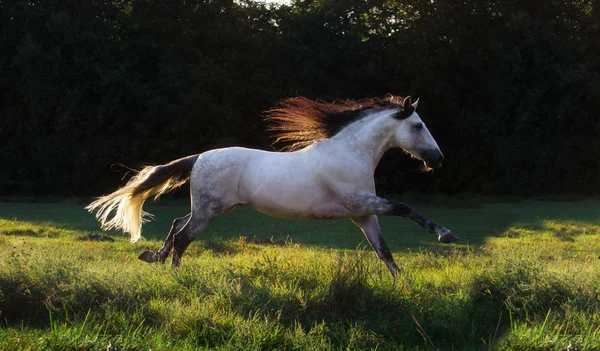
top-left (1, 0), bottom-right (599, 195)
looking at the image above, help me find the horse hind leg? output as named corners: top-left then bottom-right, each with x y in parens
top-left (138, 213), bottom-right (191, 263)
top-left (171, 200), bottom-right (234, 267)
top-left (170, 217), bottom-right (211, 267)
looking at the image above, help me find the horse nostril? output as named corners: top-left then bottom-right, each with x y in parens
top-left (438, 154), bottom-right (444, 163)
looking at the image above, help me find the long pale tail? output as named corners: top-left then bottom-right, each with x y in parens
top-left (86, 155), bottom-right (198, 243)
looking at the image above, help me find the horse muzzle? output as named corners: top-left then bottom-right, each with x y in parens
top-left (422, 149), bottom-right (444, 169)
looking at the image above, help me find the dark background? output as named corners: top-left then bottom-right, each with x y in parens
top-left (1, 0), bottom-right (599, 196)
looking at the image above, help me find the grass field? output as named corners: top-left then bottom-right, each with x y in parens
top-left (1, 197), bottom-right (600, 350)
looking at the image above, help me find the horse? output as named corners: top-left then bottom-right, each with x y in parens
top-left (86, 95), bottom-right (457, 276)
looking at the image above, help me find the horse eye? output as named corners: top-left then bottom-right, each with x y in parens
top-left (413, 123), bottom-right (423, 131)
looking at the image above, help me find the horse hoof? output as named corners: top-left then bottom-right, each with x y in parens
top-left (438, 231), bottom-right (458, 244)
top-left (138, 250), bottom-right (158, 263)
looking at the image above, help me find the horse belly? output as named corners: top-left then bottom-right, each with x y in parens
top-left (251, 202), bottom-right (351, 219)
top-left (246, 186), bottom-right (352, 220)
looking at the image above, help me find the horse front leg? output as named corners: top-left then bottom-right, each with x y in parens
top-left (351, 215), bottom-right (400, 277)
top-left (390, 203), bottom-right (458, 243)
top-left (349, 193), bottom-right (458, 243)
top-left (138, 213), bottom-right (191, 263)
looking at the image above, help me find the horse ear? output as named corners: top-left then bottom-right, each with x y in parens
top-left (412, 97), bottom-right (419, 109)
top-left (392, 95), bottom-right (415, 120)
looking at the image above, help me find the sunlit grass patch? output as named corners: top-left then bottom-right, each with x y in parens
top-left (496, 308), bottom-right (600, 351)
top-left (0, 218), bottom-right (70, 238)
top-left (484, 219), bottom-right (600, 262)
top-left (497, 219), bottom-right (600, 240)
top-left (542, 219), bottom-right (600, 240)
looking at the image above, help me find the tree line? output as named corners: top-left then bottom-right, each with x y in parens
top-left (1, 0), bottom-right (599, 196)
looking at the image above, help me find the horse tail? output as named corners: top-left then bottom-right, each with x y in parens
top-left (86, 154), bottom-right (199, 243)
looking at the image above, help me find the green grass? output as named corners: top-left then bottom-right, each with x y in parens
top-left (1, 198), bottom-right (600, 350)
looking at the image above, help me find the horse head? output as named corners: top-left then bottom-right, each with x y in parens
top-left (392, 96), bottom-right (444, 169)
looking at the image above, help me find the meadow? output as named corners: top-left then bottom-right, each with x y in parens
top-left (1, 196), bottom-right (600, 350)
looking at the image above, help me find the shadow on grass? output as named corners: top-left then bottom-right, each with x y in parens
top-left (4, 199), bottom-right (600, 253)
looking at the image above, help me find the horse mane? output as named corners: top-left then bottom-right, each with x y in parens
top-left (265, 95), bottom-right (409, 151)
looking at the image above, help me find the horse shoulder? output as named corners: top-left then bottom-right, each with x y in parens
top-left (296, 145), bottom-right (374, 197)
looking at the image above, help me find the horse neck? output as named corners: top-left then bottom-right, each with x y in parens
top-left (333, 110), bottom-right (396, 171)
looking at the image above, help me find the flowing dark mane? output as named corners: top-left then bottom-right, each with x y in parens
top-left (265, 95), bottom-right (410, 151)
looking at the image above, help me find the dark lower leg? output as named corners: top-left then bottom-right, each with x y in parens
top-left (351, 216), bottom-right (400, 277)
top-left (162, 198), bottom-right (228, 267)
top-left (349, 193), bottom-right (458, 243)
top-left (373, 237), bottom-right (400, 276)
top-left (172, 232), bottom-right (194, 267)
top-left (386, 201), bottom-right (458, 243)
top-left (157, 214), bottom-right (191, 261)
top-left (138, 214), bottom-right (191, 264)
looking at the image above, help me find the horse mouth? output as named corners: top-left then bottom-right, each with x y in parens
top-left (425, 160), bottom-right (442, 169)
top-left (422, 149), bottom-right (444, 169)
